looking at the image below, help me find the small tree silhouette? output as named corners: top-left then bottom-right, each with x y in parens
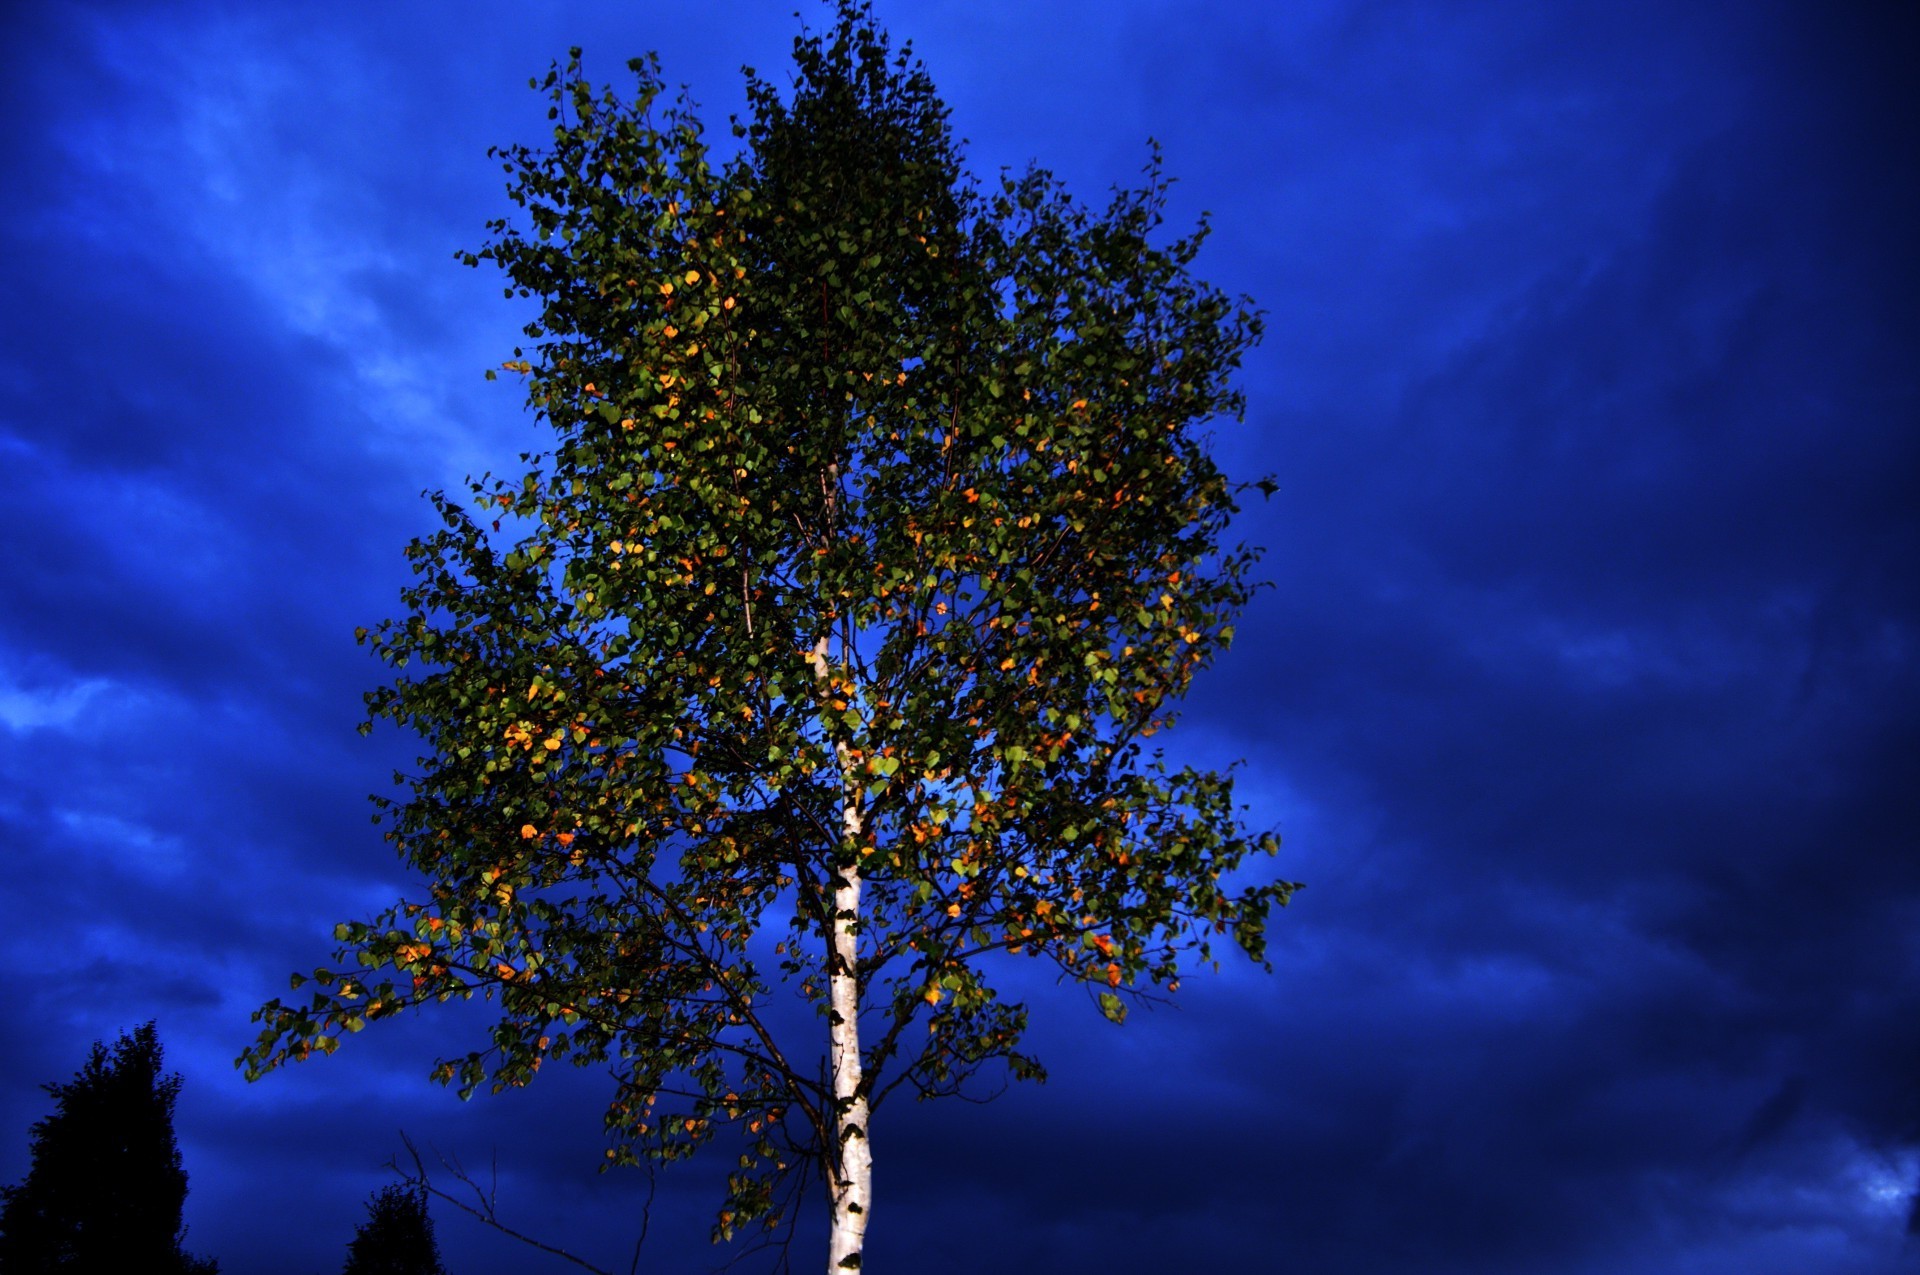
top-left (342, 1184), bottom-right (446, 1275)
top-left (0, 1021), bottom-right (218, 1273)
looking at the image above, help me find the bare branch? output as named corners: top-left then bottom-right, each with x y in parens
top-left (391, 1132), bottom-right (619, 1275)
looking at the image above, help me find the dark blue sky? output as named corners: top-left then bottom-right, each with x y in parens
top-left (3, 2), bottom-right (1915, 1271)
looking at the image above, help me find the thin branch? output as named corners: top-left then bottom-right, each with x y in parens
top-left (392, 1132), bottom-right (618, 1275)
top-left (627, 1161), bottom-right (657, 1275)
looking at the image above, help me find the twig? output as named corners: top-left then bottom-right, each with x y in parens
top-left (628, 1161), bottom-right (656, 1275)
top-left (392, 1131), bottom-right (617, 1275)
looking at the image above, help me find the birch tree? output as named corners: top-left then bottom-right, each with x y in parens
top-left (243, 5), bottom-right (1293, 1268)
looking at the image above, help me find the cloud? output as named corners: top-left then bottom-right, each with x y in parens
top-left (0, 672), bottom-right (113, 734)
top-left (2, 1), bottom-right (1915, 1272)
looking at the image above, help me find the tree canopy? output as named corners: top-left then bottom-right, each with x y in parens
top-left (243, 4), bottom-right (1293, 1267)
top-left (1, 1023), bottom-right (218, 1275)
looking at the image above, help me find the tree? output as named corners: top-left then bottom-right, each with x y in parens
top-left (341, 1185), bottom-right (445, 1275)
top-left (243, 4), bottom-right (1294, 1268)
top-left (0, 1023), bottom-right (218, 1274)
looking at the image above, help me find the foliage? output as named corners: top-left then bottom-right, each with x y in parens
top-left (0, 1023), bottom-right (219, 1275)
top-left (244, 1), bottom-right (1293, 1261)
top-left (341, 1185), bottom-right (445, 1275)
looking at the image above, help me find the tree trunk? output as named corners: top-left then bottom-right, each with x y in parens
top-left (816, 632), bottom-right (872, 1270)
top-left (827, 855), bottom-right (871, 1270)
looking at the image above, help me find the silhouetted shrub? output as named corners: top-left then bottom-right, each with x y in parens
top-left (341, 1183), bottom-right (445, 1275)
top-left (0, 1022), bottom-right (217, 1274)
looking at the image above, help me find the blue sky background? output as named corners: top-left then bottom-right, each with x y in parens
top-left (2, 2), bottom-right (1915, 1271)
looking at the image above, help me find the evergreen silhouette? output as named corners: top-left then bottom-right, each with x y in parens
top-left (0, 1022), bottom-right (217, 1274)
top-left (341, 1184), bottom-right (445, 1275)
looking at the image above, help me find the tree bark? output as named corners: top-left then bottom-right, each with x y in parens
top-left (826, 855), bottom-right (871, 1270)
top-left (816, 633), bottom-right (872, 1270)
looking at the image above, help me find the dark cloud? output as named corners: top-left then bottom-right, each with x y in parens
top-left (1, 1), bottom-right (1914, 1272)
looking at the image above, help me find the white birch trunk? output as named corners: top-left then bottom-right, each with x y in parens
top-left (814, 634), bottom-right (872, 1269)
top-left (826, 853), bottom-right (871, 1269)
